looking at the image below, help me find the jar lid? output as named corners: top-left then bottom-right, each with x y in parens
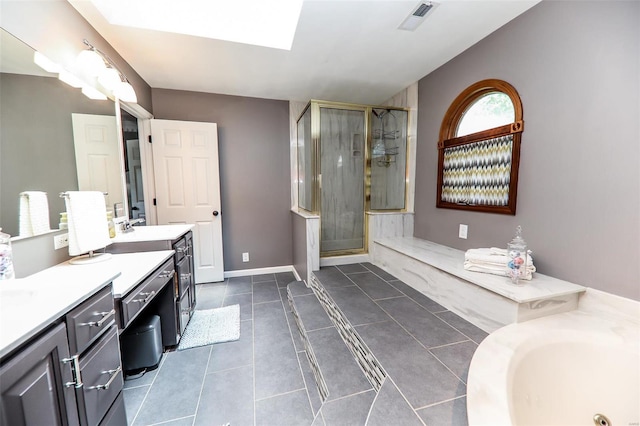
top-left (509, 225), bottom-right (526, 246)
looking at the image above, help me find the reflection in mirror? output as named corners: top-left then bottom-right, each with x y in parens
top-left (71, 112), bottom-right (124, 213)
top-left (0, 28), bottom-right (123, 238)
top-left (121, 109), bottom-right (146, 222)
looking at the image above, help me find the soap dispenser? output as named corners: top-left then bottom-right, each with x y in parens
top-left (0, 228), bottom-right (15, 280)
top-left (507, 225), bottom-right (528, 285)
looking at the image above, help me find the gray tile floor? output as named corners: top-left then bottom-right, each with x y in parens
top-left (122, 265), bottom-right (487, 426)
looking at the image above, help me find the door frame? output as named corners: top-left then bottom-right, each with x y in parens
top-left (119, 102), bottom-right (157, 225)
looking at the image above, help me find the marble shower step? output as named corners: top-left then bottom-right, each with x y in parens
top-left (286, 282), bottom-right (373, 403)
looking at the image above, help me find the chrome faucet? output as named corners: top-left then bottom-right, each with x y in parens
top-left (120, 218), bottom-right (145, 233)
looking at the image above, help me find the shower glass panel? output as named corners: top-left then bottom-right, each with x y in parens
top-left (297, 107), bottom-right (313, 211)
top-left (370, 108), bottom-right (408, 210)
top-left (320, 107), bottom-right (366, 254)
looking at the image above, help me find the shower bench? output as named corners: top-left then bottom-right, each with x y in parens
top-left (370, 237), bottom-right (586, 333)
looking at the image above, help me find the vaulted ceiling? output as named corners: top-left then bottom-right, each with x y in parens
top-left (69, 0), bottom-right (540, 104)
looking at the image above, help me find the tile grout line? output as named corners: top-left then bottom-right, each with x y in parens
top-left (128, 351), bottom-right (167, 426)
top-left (190, 345), bottom-right (213, 426)
top-left (251, 281), bottom-right (257, 426)
top-left (414, 394), bottom-right (467, 411)
top-left (147, 415), bottom-right (195, 426)
top-left (386, 375), bottom-right (428, 426)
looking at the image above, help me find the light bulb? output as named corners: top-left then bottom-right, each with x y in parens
top-left (98, 67), bottom-right (121, 91)
top-left (77, 49), bottom-right (106, 76)
top-left (114, 81), bottom-right (137, 103)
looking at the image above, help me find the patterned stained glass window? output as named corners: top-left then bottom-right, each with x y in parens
top-left (441, 135), bottom-right (513, 206)
top-left (437, 79), bottom-right (524, 215)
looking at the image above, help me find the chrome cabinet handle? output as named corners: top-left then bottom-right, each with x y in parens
top-left (176, 247), bottom-right (188, 253)
top-left (88, 366), bottom-right (122, 391)
top-left (79, 309), bottom-right (115, 327)
top-left (180, 273), bottom-right (191, 279)
top-left (158, 270), bottom-right (175, 279)
top-left (132, 291), bottom-right (156, 303)
top-left (62, 355), bottom-right (83, 388)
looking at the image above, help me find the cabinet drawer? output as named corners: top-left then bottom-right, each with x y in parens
top-left (176, 256), bottom-right (191, 299)
top-left (99, 391), bottom-right (127, 426)
top-left (121, 259), bottom-right (174, 328)
top-left (77, 325), bottom-right (123, 426)
top-left (172, 237), bottom-right (187, 263)
top-left (177, 291), bottom-right (191, 335)
top-left (66, 285), bottom-right (115, 355)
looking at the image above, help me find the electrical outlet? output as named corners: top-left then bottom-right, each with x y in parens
top-left (458, 224), bottom-right (468, 239)
top-left (242, 252), bottom-right (249, 262)
top-left (54, 233), bottom-right (69, 250)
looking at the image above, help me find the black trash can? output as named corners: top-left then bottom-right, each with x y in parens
top-left (121, 315), bottom-right (163, 374)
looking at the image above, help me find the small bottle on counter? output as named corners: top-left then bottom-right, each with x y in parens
top-left (107, 211), bottom-right (116, 238)
top-left (0, 228), bottom-right (15, 280)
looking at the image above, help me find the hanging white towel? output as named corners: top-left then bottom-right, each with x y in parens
top-left (19, 191), bottom-right (51, 237)
top-left (64, 191), bottom-right (111, 256)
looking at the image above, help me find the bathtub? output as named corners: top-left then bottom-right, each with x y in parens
top-left (467, 289), bottom-right (640, 426)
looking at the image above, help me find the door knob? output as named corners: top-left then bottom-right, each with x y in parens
top-left (213, 211), bottom-right (219, 216)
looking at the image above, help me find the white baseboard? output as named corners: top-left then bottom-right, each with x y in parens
top-left (224, 265), bottom-right (294, 279)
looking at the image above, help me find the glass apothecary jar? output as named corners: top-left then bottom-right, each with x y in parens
top-left (507, 225), bottom-right (528, 285)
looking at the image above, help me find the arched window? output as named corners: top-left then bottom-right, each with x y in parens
top-left (437, 79), bottom-right (524, 215)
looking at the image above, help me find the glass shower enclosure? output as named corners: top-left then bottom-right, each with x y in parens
top-left (297, 100), bottom-right (409, 257)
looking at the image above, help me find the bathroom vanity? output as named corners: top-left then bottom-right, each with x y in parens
top-left (108, 224), bottom-right (196, 346)
top-left (0, 250), bottom-right (178, 426)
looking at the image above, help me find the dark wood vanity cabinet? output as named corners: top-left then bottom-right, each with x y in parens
top-left (0, 322), bottom-right (80, 426)
top-left (0, 284), bottom-right (126, 426)
top-left (109, 230), bottom-right (196, 346)
top-left (173, 232), bottom-right (196, 335)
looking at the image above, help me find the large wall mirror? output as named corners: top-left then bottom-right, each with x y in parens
top-left (0, 28), bottom-right (130, 238)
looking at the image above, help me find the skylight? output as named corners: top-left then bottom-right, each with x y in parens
top-left (89, 0), bottom-right (303, 50)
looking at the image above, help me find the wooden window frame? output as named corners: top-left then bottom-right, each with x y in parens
top-left (436, 79), bottom-right (524, 215)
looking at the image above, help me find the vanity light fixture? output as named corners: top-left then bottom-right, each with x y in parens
top-left (81, 85), bottom-right (108, 100)
top-left (33, 51), bottom-right (60, 73)
top-left (57, 69), bottom-right (85, 88)
top-left (77, 39), bottom-right (138, 103)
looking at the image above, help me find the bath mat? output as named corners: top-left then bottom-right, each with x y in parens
top-left (178, 305), bottom-right (240, 351)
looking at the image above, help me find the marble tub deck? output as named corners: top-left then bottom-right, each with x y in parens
top-left (372, 237), bottom-right (587, 332)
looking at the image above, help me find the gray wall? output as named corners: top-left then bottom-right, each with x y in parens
top-left (414, 1), bottom-right (639, 300)
top-left (152, 89), bottom-right (293, 271)
top-left (1, 73), bottom-right (115, 236)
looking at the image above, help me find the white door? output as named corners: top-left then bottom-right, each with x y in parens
top-left (150, 119), bottom-right (224, 283)
top-left (71, 113), bottom-right (124, 213)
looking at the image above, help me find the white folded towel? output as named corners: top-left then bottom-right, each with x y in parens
top-left (64, 191), bottom-right (111, 256)
top-left (19, 191), bottom-right (51, 237)
top-left (464, 247), bottom-right (535, 280)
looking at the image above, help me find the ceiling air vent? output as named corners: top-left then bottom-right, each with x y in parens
top-left (398, 1), bottom-right (436, 31)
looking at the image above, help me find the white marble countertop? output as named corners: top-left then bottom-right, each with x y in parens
top-left (111, 224), bottom-right (193, 243)
top-left (111, 250), bottom-right (175, 298)
top-left (0, 250), bottom-right (174, 359)
top-left (375, 237), bottom-right (586, 303)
